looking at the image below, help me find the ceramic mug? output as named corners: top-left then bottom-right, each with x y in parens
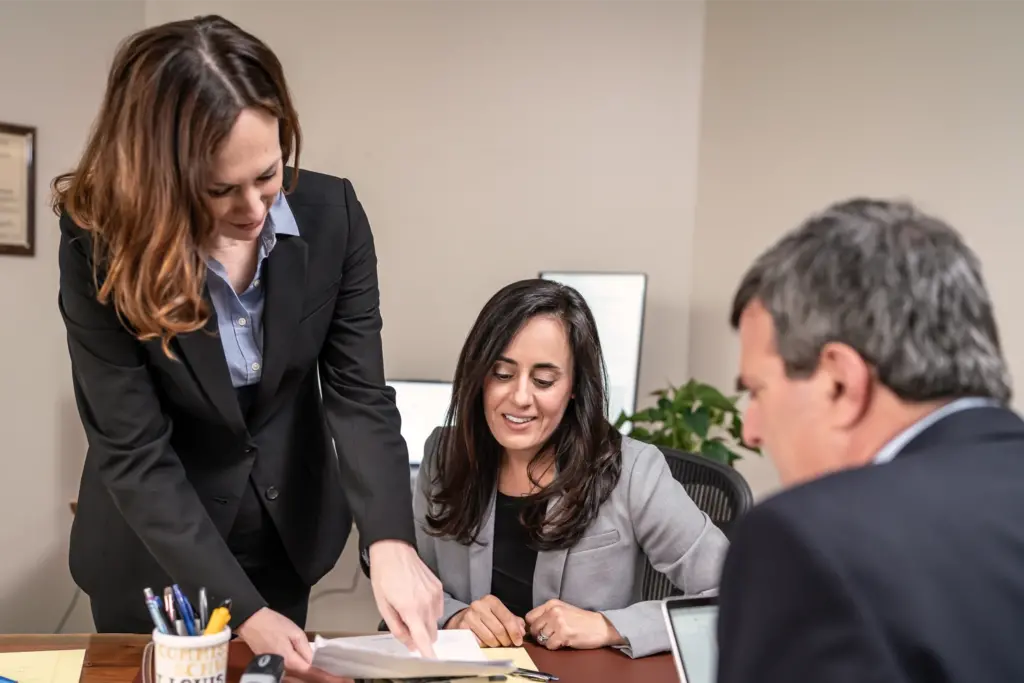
top-left (141, 627), bottom-right (231, 683)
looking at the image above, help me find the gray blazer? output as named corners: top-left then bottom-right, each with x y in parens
top-left (413, 428), bottom-right (730, 658)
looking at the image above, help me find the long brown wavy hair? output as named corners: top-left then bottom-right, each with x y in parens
top-left (51, 15), bottom-right (301, 356)
top-left (425, 279), bottom-right (623, 551)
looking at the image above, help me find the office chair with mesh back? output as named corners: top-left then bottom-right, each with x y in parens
top-left (638, 446), bottom-right (754, 601)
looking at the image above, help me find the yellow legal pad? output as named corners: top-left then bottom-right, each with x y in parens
top-left (478, 648), bottom-right (540, 682)
top-left (0, 649), bottom-right (86, 683)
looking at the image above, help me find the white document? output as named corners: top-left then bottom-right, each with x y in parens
top-left (310, 630), bottom-right (516, 680)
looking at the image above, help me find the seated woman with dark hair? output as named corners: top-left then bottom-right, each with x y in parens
top-left (413, 279), bottom-right (728, 659)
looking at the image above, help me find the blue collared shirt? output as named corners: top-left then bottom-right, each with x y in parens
top-left (205, 192), bottom-right (300, 388)
top-left (872, 396), bottom-right (1001, 465)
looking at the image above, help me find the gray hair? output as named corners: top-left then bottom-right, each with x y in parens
top-left (730, 198), bottom-right (1011, 404)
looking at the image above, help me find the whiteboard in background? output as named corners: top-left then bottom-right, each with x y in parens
top-left (539, 272), bottom-right (647, 426)
top-left (389, 380), bottom-right (454, 467)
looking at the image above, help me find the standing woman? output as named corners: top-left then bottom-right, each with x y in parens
top-left (54, 15), bottom-right (440, 669)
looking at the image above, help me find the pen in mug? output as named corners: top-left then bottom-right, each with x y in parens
top-left (163, 587), bottom-right (176, 622)
top-left (172, 584), bottom-right (197, 636)
top-left (203, 599), bottom-right (232, 636)
top-left (143, 587), bottom-right (170, 634)
top-left (198, 587), bottom-right (209, 630)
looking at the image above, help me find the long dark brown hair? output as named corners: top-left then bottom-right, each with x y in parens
top-left (51, 15), bottom-right (301, 357)
top-left (425, 279), bottom-right (623, 551)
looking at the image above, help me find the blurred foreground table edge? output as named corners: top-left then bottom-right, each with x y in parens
top-left (0, 632), bottom-right (676, 683)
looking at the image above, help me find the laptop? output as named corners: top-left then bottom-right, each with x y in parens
top-left (661, 596), bottom-right (719, 683)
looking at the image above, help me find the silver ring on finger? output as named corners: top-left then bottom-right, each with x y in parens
top-left (536, 632), bottom-right (550, 644)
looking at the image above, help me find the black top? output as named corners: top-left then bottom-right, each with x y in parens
top-left (491, 492), bottom-right (539, 618)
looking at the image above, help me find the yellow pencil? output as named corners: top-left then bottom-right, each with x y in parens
top-left (203, 606), bottom-right (230, 635)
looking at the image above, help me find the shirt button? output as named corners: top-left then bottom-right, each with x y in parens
top-left (253, 279), bottom-right (260, 287)
top-left (265, 486), bottom-right (279, 501)
top-left (237, 317), bottom-right (247, 326)
top-left (252, 362), bottom-right (261, 371)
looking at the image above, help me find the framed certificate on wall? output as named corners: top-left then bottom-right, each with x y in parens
top-left (0, 122), bottom-right (36, 257)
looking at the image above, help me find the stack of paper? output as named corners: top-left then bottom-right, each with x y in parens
top-left (310, 630), bottom-right (516, 680)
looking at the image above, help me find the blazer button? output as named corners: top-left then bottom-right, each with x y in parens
top-left (265, 486), bottom-right (280, 501)
top-left (244, 446), bottom-right (257, 454)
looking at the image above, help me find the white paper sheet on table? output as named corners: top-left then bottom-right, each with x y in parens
top-left (310, 630), bottom-right (516, 680)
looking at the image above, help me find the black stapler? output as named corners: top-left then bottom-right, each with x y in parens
top-left (240, 654), bottom-right (286, 683)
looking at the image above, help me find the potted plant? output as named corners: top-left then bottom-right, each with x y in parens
top-left (613, 379), bottom-right (759, 467)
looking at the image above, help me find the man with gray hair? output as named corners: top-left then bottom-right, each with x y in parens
top-left (716, 198), bottom-right (1024, 682)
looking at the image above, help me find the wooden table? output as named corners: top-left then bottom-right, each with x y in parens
top-left (0, 634), bottom-right (677, 683)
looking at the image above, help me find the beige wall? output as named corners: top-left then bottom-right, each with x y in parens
top-left (0, 0), bottom-right (145, 633)
top-left (145, 0), bottom-right (706, 397)
top-left (693, 0), bottom-right (1024, 497)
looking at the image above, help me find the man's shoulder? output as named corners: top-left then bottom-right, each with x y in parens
top-left (745, 435), bottom-right (1024, 565)
top-left (753, 457), bottom-right (951, 537)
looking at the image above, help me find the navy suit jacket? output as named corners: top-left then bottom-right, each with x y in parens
top-left (717, 405), bottom-right (1024, 683)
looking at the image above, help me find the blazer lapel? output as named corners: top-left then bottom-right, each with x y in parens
top-left (469, 489), bottom-right (497, 600)
top-left (249, 234), bottom-right (308, 430)
top-left (176, 290), bottom-right (246, 434)
top-left (533, 495), bottom-right (569, 605)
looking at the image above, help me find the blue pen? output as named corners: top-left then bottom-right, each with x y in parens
top-left (1, 676), bottom-right (18, 683)
top-left (143, 587), bottom-right (170, 634)
top-left (171, 584), bottom-right (197, 636)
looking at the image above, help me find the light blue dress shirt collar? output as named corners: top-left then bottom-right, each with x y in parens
top-left (263, 191), bottom-right (300, 241)
top-left (872, 396), bottom-right (1001, 465)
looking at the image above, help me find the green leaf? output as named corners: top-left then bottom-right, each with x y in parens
top-left (629, 407), bottom-right (659, 424)
top-left (708, 407), bottom-right (725, 427)
top-left (613, 411), bottom-right (629, 429)
top-left (700, 439), bottom-right (733, 465)
top-left (683, 406), bottom-right (711, 438)
top-left (693, 384), bottom-right (738, 412)
top-left (726, 414), bottom-right (744, 443)
top-left (672, 388), bottom-right (692, 410)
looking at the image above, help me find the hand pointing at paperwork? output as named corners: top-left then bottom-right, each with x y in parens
top-left (369, 540), bottom-right (444, 657)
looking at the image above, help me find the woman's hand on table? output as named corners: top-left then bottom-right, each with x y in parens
top-left (445, 594), bottom-right (526, 647)
top-left (525, 599), bottom-right (625, 650)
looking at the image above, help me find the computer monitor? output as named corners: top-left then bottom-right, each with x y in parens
top-left (388, 379), bottom-right (453, 467)
top-left (539, 271), bottom-right (647, 427)
top-left (662, 596), bottom-right (719, 683)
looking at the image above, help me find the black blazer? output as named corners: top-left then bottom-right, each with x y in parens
top-left (716, 405), bottom-right (1024, 683)
top-left (59, 169), bottom-right (414, 626)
